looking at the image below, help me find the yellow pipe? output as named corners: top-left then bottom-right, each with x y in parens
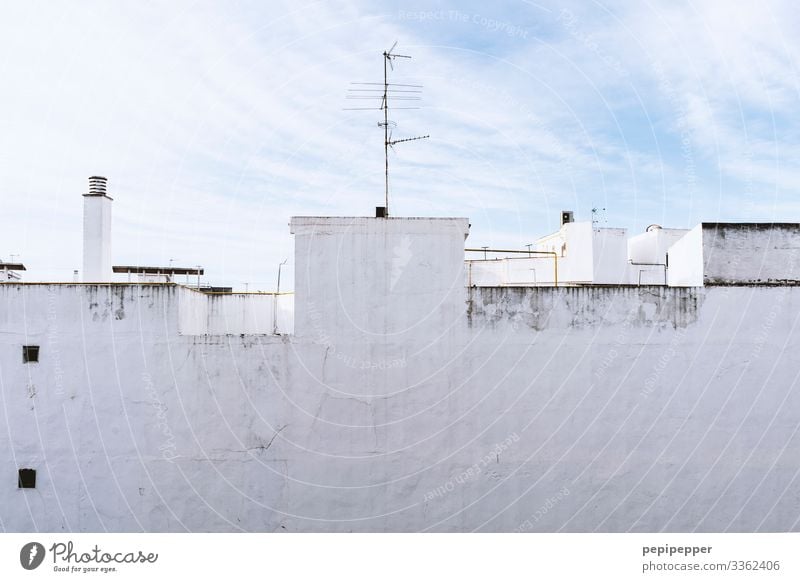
top-left (465, 248), bottom-right (558, 287)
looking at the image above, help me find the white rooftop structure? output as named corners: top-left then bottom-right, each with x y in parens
top-left (3, 178), bottom-right (800, 533)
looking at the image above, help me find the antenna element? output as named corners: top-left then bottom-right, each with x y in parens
top-left (347, 43), bottom-right (429, 216)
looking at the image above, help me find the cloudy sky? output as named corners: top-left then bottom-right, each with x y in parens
top-left (1, 0), bottom-right (798, 288)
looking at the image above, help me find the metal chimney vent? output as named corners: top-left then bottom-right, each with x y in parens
top-left (88, 176), bottom-right (108, 196)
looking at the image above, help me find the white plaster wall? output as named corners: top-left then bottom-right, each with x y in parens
top-left (528, 225), bottom-right (632, 286)
top-left (467, 260), bottom-right (506, 286)
top-left (628, 230), bottom-right (659, 264)
top-left (531, 222), bottom-right (594, 284)
top-left (177, 289), bottom-right (294, 335)
top-left (177, 286), bottom-right (209, 334)
top-left (592, 228), bottom-right (630, 284)
top-left (667, 224), bottom-right (704, 287)
top-left (275, 294), bottom-right (294, 334)
top-left (532, 229), bottom-right (565, 256)
top-left (82, 196), bottom-right (112, 282)
top-left (557, 222), bottom-right (594, 283)
top-left (629, 228), bottom-right (689, 265)
top-left (207, 294), bottom-right (272, 335)
top-left (3, 281), bottom-right (800, 533)
top-left (632, 265), bottom-right (667, 285)
top-left (628, 229), bottom-right (684, 286)
top-left (702, 223), bottom-right (800, 284)
top-left (503, 257), bottom-right (557, 285)
top-left (467, 258), bottom-right (558, 286)
top-left (290, 217), bottom-right (469, 341)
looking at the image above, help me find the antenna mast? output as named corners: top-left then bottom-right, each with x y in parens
top-left (346, 42), bottom-right (429, 217)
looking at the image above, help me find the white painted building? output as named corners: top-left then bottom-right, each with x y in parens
top-left (2, 183), bottom-right (800, 532)
top-left (468, 216), bottom-right (683, 287)
top-left (667, 222), bottom-right (800, 286)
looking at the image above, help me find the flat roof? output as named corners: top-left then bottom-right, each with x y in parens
top-left (289, 216), bottom-right (470, 235)
top-left (113, 265), bottom-right (204, 275)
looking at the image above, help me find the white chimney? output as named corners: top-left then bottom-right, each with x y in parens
top-left (82, 176), bottom-right (113, 282)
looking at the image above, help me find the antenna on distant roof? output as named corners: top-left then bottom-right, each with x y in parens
top-left (591, 206), bottom-right (607, 229)
top-left (346, 42), bottom-right (429, 217)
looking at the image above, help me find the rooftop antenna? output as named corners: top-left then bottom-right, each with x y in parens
top-left (346, 42), bottom-right (429, 217)
top-left (591, 206), bottom-right (607, 229)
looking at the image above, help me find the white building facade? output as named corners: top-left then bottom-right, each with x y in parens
top-left (2, 209), bottom-right (800, 532)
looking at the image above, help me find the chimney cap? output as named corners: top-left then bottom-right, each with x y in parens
top-left (84, 175), bottom-right (113, 199)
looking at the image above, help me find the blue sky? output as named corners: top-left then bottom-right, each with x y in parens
top-left (2, 0), bottom-right (799, 288)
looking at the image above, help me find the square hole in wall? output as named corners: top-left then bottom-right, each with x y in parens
top-left (18, 468), bottom-right (36, 488)
top-left (22, 346), bottom-right (39, 363)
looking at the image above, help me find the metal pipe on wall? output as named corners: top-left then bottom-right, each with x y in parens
top-left (465, 248), bottom-right (558, 287)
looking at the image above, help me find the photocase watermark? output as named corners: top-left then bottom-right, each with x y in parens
top-left (20, 540), bottom-right (158, 573)
top-left (749, 247), bottom-right (797, 360)
top-left (557, 9), bottom-right (628, 77)
top-left (307, 301), bottom-right (407, 370)
top-left (653, 60), bottom-right (696, 198)
top-left (397, 10), bottom-right (529, 39)
top-left (640, 326), bottom-right (688, 398)
top-left (390, 235), bottom-right (413, 291)
top-left (423, 432), bottom-right (520, 501)
top-left (595, 307), bottom-right (639, 379)
top-left (443, 73), bottom-right (574, 175)
top-left (142, 372), bottom-right (179, 462)
top-left (297, 141), bottom-right (363, 199)
top-left (20, 542), bottom-right (46, 570)
top-left (46, 288), bottom-right (66, 396)
top-left (514, 486), bottom-right (571, 532)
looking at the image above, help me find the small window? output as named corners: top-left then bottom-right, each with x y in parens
top-left (22, 346), bottom-right (39, 363)
top-left (18, 468), bottom-right (36, 488)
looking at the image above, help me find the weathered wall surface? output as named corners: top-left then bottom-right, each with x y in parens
top-left (467, 286), bottom-right (702, 329)
top-left (178, 291), bottom-right (294, 335)
top-left (669, 223), bottom-right (800, 287)
top-left (702, 223), bottom-right (800, 285)
top-left (2, 282), bottom-right (800, 532)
